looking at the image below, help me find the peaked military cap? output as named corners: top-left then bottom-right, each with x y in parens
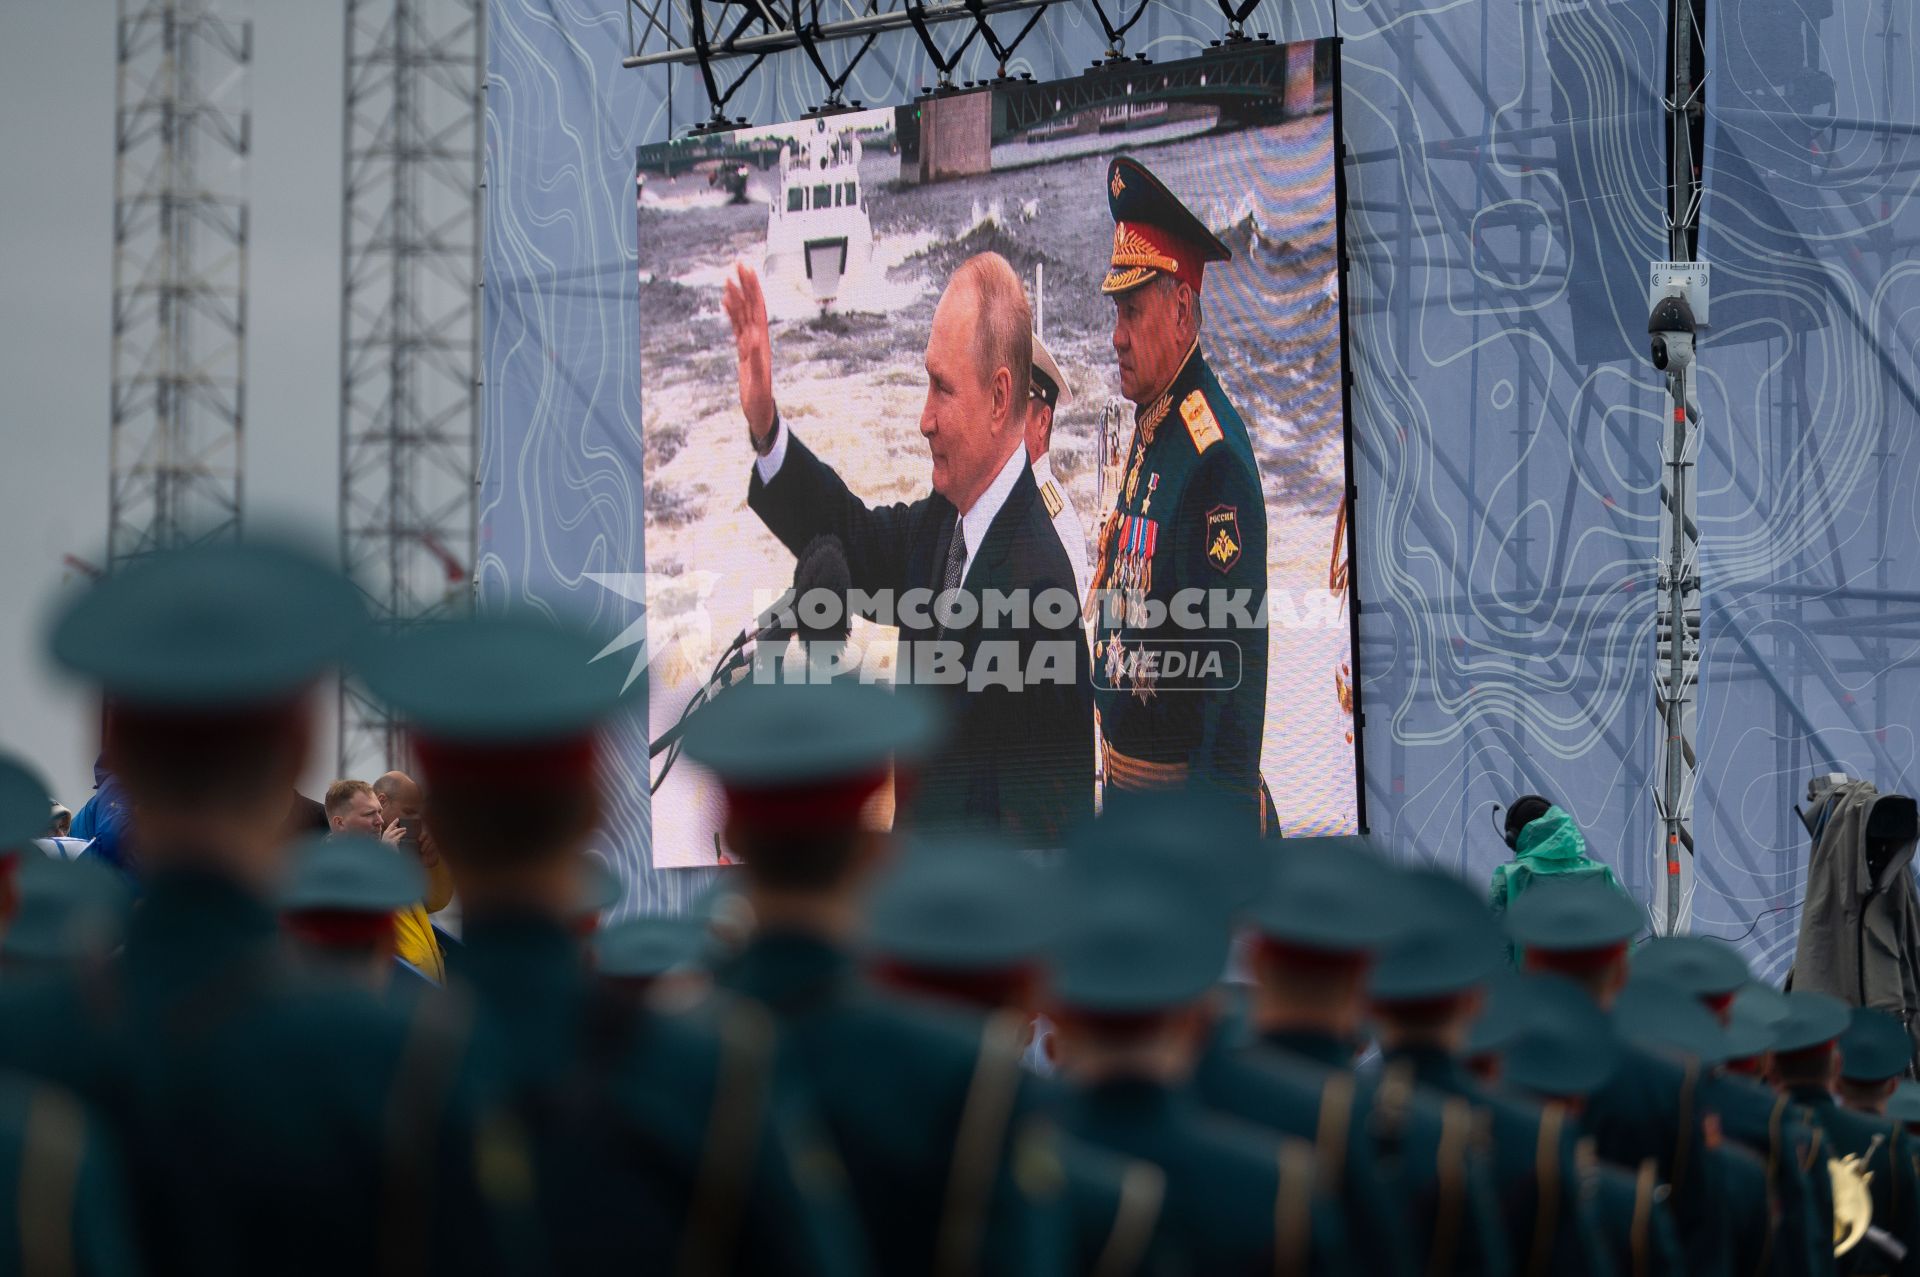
top-left (1504, 876), bottom-right (1647, 952)
top-left (1839, 1007), bottom-right (1913, 1082)
top-left (1771, 991), bottom-right (1852, 1054)
top-left (1886, 1081), bottom-right (1920, 1127)
top-left (1247, 836), bottom-right (1406, 953)
top-left (1722, 993), bottom-right (1783, 1063)
top-left (1465, 970), bottom-right (1529, 1057)
top-left (1370, 866), bottom-right (1504, 1001)
top-left (1732, 980), bottom-right (1790, 1025)
top-left (577, 854), bottom-right (624, 922)
top-left (280, 835), bottom-right (426, 915)
top-left (51, 538), bottom-right (367, 707)
top-left (681, 678), bottom-right (941, 789)
top-left (594, 915), bottom-right (704, 980)
top-left (866, 836), bottom-right (1055, 972)
top-left (1633, 935), bottom-right (1749, 1000)
top-left (3, 854), bottom-right (131, 963)
top-left (0, 754), bottom-right (55, 854)
top-left (356, 613), bottom-right (632, 744)
top-left (1498, 973), bottom-right (1622, 1098)
top-left (1615, 980), bottom-right (1731, 1066)
top-left (1050, 881), bottom-right (1228, 1014)
top-left (1076, 788), bottom-right (1263, 914)
top-left (1102, 156), bottom-right (1232, 295)
top-left (1030, 330), bottom-right (1071, 410)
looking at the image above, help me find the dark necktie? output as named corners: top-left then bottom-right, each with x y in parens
top-left (937, 519), bottom-right (967, 637)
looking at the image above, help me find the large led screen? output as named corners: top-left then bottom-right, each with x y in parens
top-left (637, 39), bottom-right (1358, 866)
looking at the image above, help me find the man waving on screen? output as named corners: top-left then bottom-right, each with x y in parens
top-left (1088, 156), bottom-right (1272, 832)
top-left (722, 251), bottom-right (1094, 845)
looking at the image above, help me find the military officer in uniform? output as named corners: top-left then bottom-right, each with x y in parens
top-left (277, 833), bottom-right (428, 993)
top-left (1635, 937), bottom-right (1834, 1276)
top-left (357, 613), bottom-right (870, 1277)
top-left (1193, 835), bottom-right (1505, 1277)
top-left (1365, 867), bottom-right (1608, 1277)
top-left (1839, 1008), bottom-right (1914, 1118)
top-left (1766, 992), bottom-right (1918, 1276)
top-left (1087, 155), bottom-right (1270, 828)
top-left (862, 835), bottom-right (1177, 1276)
top-left (2, 844), bottom-right (129, 975)
top-left (0, 539), bottom-right (520, 1277)
top-left (1484, 975), bottom-right (1686, 1277)
top-left (1043, 846), bottom-right (1354, 1275)
top-left (0, 755), bottom-right (144, 1275)
top-left (1028, 331), bottom-right (1091, 605)
top-left (1506, 877), bottom-right (1722, 1276)
top-left (680, 677), bottom-right (1069, 1275)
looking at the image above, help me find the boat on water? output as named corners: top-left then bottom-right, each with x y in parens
top-left (764, 120), bottom-right (875, 308)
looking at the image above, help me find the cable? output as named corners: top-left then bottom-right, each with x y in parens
top-left (1715, 903), bottom-right (1801, 947)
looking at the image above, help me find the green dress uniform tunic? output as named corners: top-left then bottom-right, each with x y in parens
top-left (1088, 341), bottom-right (1270, 826)
top-left (1059, 1077), bottom-right (1355, 1276)
top-left (0, 871), bottom-right (520, 1277)
top-left (1704, 1072), bottom-right (1836, 1277)
top-left (456, 915), bottom-right (869, 1277)
top-left (0, 1071), bottom-right (144, 1277)
top-left (1195, 1030), bottom-right (1517, 1277)
top-left (1588, 1157), bottom-right (1686, 1277)
top-left (1377, 1044), bottom-right (1608, 1277)
top-left (718, 930), bottom-right (1066, 1277)
top-left (1788, 1086), bottom-right (1918, 1277)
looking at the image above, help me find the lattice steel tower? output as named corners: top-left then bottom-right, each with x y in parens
top-left (110, 0), bottom-right (251, 566)
top-left (338, 0), bottom-right (485, 777)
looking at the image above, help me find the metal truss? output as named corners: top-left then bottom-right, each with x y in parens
top-left (110, 0), bottom-right (251, 567)
top-left (622, 0), bottom-right (1218, 129)
top-left (338, 0), bottom-right (484, 777)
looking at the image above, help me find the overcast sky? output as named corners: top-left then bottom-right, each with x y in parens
top-left (0, 1), bottom-right (349, 806)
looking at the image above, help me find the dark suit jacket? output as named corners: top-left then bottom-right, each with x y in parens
top-left (748, 432), bottom-right (1093, 843)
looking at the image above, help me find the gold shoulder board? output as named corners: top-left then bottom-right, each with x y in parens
top-left (1040, 479), bottom-right (1064, 519)
top-left (1181, 390), bottom-right (1222, 454)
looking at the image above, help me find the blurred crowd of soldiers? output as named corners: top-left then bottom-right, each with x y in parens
top-left (0, 537), bottom-right (1913, 1277)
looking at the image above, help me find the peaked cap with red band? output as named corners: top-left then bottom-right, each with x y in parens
top-left (351, 613), bottom-right (634, 795)
top-left (1102, 156), bottom-right (1232, 296)
top-left (679, 678), bottom-right (942, 836)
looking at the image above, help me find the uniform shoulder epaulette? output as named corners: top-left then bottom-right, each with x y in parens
top-left (1180, 390), bottom-right (1222, 454)
top-left (1040, 479), bottom-right (1064, 520)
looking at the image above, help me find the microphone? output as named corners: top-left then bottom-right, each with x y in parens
top-left (736, 534), bottom-right (852, 655)
top-left (650, 535), bottom-right (851, 763)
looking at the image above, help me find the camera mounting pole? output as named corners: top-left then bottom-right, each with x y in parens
top-left (1646, 0), bottom-right (1708, 937)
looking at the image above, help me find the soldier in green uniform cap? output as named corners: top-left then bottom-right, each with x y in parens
top-left (1635, 937), bottom-right (1834, 1277)
top-left (1839, 1008), bottom-right (1914, 1118)
top-left (862, 834), bottom-right (1180, 1275)
top-left (1506, 876), bottom-right (1724, 1276)
top-left (1194, 833), bottom-right (1505, 1277)
top-left (1087, 155), bottom-right (1271, 829)
top-left (278, 832), bottom-right (428, 992)
top-left (592, 914), bottom-right (707, 1001)
top-left (0, 538), bottom-right (520, 1277)
top-left (357, 611), bottom-right (869, 1277)
top-left (1043, 859), bottom-right (1352, 1274)
top-left (1486, 973), bottom-right (1687, 1277)
top-left (1365, 867), bottom-right (1610, 1277)
top-left (1767, 991), bottom-right (1918, 1275)
top-left (1617, 980), bottom-right (1817, 1277)
top-left (0, 754), bottom-right (146, 1275)
top-left (680, 676), bottom-right (1069, 1276)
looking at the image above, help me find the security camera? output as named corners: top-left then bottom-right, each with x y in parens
top-left (1649, 292), bottom-right (1697, 373)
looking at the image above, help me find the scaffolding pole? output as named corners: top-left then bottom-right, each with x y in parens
top-left (338, 0), bottom-right (485, 777)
